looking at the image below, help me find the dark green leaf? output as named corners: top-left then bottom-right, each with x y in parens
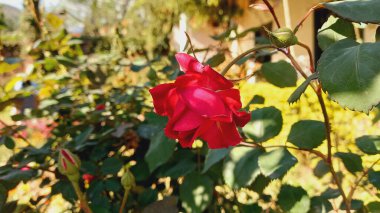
top-left (313, 160), bottom-right (330, 178)
top-left (324, 0), bottom-right (380, 24)
top-left (287, 120), bottom-right (326, 149)
top-left (100, 157), bottom-right (123, 175)
top-left (317, 39), bottom-right (380, 113)
top-left (367, 201), bottom-right (380, 212)
top-left (309, 197), bottom-right (333, 213)
top-left (159, 158), bottom-right (196, 178)
top-left (288, 73), bottom-right (318, 103)
top-left (1, 136), bottom-right (15, 149)
top-left (223, 147), bottom-right (263, 188)
top-left (243, 106), bottom-right (283, 143)
top-left (277, 185), bottom-right (310, 213)
top-left (105, 178), bottom-right (121, 192)
top-left (202, 148), bottom-right (230, 173)
top-left (206, 53), bottom-right (225, 67)
top-left (317, 16), bottom-right (355, 50)
top-left (239, 203), bottom-right (262, 213)
top-left (0, 183), bottom-right (7, 209)
top-left (74, 126), bottom-right (94, 144)
top-left (258, 148), bottom-right (298, 179)
top-left (261, 61), bottom-right (297, 88)
top-left (321, 188), bottom-right (340, 199)
top-left (130, 160), bottom-right (150, 181)
top-left (334, 152), bottom-right (363, 174)
top-left (368, 170), bottom-right (380, 189)
top-left (142, 196), bottom-right (178, 213)
top-left (145, 131), bottom-right (176, 172)
top-left (355, 135), bottom-right (380, 155)
top-left (179, 172), bottom-right (213, 213)
top-left (249, 174), bottom-right (271, 194)
top-left (340, 199), bottom-right (363, 211)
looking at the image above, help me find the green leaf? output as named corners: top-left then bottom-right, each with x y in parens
top-left (260, 61), bottom-right (297, 88)
top-left (249, 174), bottom-right (271, 194)
top-left (321, 188), bottom-right (340, 199)
top-left (288, 73), bottom-right (318, 104)
top-left (309, 197), bottom-right (333, 213)
top-left (74, 126), bottom-right (94, 144)
top-left (202, 148), bottom-right (230, 173)
top-left (100, 157), bottom-right (123, 175)
top-left (0, 183), bottom-right (7, 209)
top-left (355, 135), bottom-right (380, 155)
top-left (222, 147), bottom-right (263, 188)
top-left (277, 185), bottom-right (310, 213)
top-left (313, 160), bottom-right (329, 178)
top-left (179, 172), bottom-right (213, 213)
top-left (159, 158), bottom-right (196, 178)
top-left (340, 199), bottom-right (364, 211)
top-left (239, 203), bottom-right (262, 213)
top-left (368, 170), bottom-right (380, 189)
top-left (324, 0), bottom-right (380, 24)
top-left (287, 120), bottom-right (326, 149)
top-left (0, 136), bottom-right (15, 150)
top-left (367, 201), bottom-right (380, 212)
top-left (243, 106), bottom-right (283, 143)
top-left (145, 131), bottom-right (176, 172)
top-left (258, 148), bottom-right (298, 179)
top-left (334, 152), bottom-right (363, 174)
top-left (206, 53), bottom-right (225, 67)
top-left (317, 16), bottom-right (355, 50)
top-left (317, 39), bottom-right (380, 112)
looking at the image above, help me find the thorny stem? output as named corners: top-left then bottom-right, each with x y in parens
top-left (221, 45), bottom-right (275, 76)
top-left (293, 4), bottom-right (324, 34)
top-left (119, 190), bottom-right (129, 213)
top-left (262, 0), bottom-right (281, 29)
top-left (72, 181), bottom-right (92, 213)
top-left (347, 157), bottom-right (380, 203)
top-left (297, 41), bottom-right (315, 73)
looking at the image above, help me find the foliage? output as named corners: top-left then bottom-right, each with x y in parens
top-left (0, 0), bottom-right (380, 212)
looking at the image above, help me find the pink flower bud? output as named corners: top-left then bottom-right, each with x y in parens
top-left (58, 149), bottom-right (81, 182)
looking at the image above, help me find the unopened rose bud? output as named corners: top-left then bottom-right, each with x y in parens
top-left (266, 27), bottom-right (298, 48)
top-left (121, 169), bottom-right (135, 191)
top-left (95, 104), bottom-right (106, 111)
top-left (58, 149), bottom-right (81, 182)
top-left (82, 174), bottom-right (95, 183)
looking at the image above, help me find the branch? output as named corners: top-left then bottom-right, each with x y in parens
top-left (294, 4), bottom-right (323, 34)
top-left (262, 0), bottom-right (281, 28)
top-left (221, 45), bottom-right (275, 76)
top-left (184, 32), bottom-right (198, 60)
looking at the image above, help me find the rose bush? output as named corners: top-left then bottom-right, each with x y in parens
top-left (150, 53), bottom-right (250, 148)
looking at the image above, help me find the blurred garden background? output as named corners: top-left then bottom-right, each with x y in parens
top-left (0, 0), bottom-right (380, 212)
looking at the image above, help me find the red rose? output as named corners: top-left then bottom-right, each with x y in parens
top-left (149, 53), bottom-right (250, 149)
top-left (95, 104), bottom-right (106, 111)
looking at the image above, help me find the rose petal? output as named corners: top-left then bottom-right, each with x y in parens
top-left (201, 66), bottom-right (233, 90)
top-left (217, 89), bottom-right (242, 111)
top-left (173, 109), bottom-right (205, 131)
top-left (178, 120), bottom-right (212, 148)
top-left (234, 111), bottom-right (251, 127)
top-left (200, 121), bottom-right (242, 149)
top-left (149, 83), bottom-right (178, 116)
top-left (180, 86), bottom-right (229, 118)
top-left (164, 100), bottom-right (187, 138)
top-left (175, 53), bottom-right (204, 73)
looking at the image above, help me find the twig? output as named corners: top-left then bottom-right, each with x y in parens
top-left (221, 45), bottom-right (275, 76)
top-left (184, 32), bottom-right (198, 60)
top-left (262, 0), bottom-right (281, 28)
top-left (119, 190), bottom-right (129, 213)
top-left (347, 157), bottom-right (380, 203)
top-left (297, 41), bottom-right (315, 73)
top-left (294, 4), bottom-right (323, 34)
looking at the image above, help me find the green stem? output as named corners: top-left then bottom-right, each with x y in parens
top-left (72, 181), bottom-right (92, 213)
top-left (220, 45), bottom-right (274, 76)
top-left (119, 190), bottom-right (129, 213)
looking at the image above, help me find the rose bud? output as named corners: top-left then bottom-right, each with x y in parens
top-left (121, 169), bottom-right (135, 191)
top-left (149, 53), bottom-right (251, 149)
top-left (265, 27), bottom-right (298, 48)
top-left (58, 149), bottom-right (81, 182)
